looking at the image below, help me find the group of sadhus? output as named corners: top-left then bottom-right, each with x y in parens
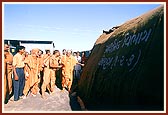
top-left (4, 43), bottom-right (85, 103)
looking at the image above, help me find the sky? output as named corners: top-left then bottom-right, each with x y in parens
top-left (3, 2), bottom-right (162, 52)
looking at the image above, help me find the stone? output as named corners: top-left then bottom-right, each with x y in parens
top-left (78, 5), bottom-right (164, 111)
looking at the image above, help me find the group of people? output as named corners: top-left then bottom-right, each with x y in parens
top-left (4, 43), bottom-right (87, 103)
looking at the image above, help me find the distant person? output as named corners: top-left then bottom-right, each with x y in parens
top-left (62, 49), bottom-right (66, 56)
top-left (103, 26), bottom-right (120, 34)
top-left (73, 52), bottom-right (77, 57)
top-left (103, 28), bottom-right (114, 34)
top-left (81, 51), bottom-right (87, 69)
top-left (12, 46), bottom-right (26, 101)
top-left (74, 51), bottom-right (82, 80)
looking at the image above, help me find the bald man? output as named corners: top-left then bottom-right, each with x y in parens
top-left (61, 50), bottom-right (80, 92)
top-left (23, 48), bottom-right (40, 98)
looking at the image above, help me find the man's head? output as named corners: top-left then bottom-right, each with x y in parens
top-left (53, 50), bottom-right (60, 57)
top-left (82, 51), bottom-right (85, 56)
top-left (73, 52), bottom-right (77, 56)
top-left (66, 50), bottom-right (72, 57)
top-left (62, 49), bottom-right (66, 55)
top-left (31, 48), bottom-right (39, 57)
top-left (76, 51), bottom-right (80, 56)
top-left (4, 44), bottom-right (10, 52)
top-left (45, 49), bottom-right (51, 56)
top-left (16, 46), bottom-right (25, 54)
top-left (38, 50), bottom-right (43, 56)
top-left (25, 52), bottom-right (29, 57)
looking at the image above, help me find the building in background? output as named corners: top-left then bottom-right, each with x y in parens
top-left (4, 39), bottom-right (55, 55)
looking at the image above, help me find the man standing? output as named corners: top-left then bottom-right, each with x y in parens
top-left (49, 50), bottom-right (62, 94)
top-left (81, 51), bottom-right (87, 69)
top-left (37, 50), bottom-right (44, 90)
top-left (23, 48), bottom-right (40, 98)
top-left (74, 51), bottom-right (82, 80)
top-left (41, 49), bottom-right (52, 99)
top-left (4, 43), bottom-right (13, 100)
top-left (4, 44), bottom-right (13, 102)
top-left (61, 50), bottom-right (80, 92)
top-left (4, 44), bottom-right (9, 102)
top-left (13, 46), bottom-right (25, 101)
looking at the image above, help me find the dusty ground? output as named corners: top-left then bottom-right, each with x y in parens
top-left (3, 86), bottom-right (82, 112)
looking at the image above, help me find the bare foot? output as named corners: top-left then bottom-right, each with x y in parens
top-left (50, 91), bottom-right (55, 95)
top-left (41, 95), bottom-right (47, 99)
top-left (60, 88), bottom-right (65, 92)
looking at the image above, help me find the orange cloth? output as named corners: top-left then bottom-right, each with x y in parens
top-left (38, 56), bottom-right (44, 72)
top-left (4, 57), bottom-right (7, 102)
top-left (23, 54), bottom-right (40, 95)
top-left (61, 55), bottom-right (77, 90)
top-left (43, 54), bottom-right (50, 68)
top-left (41, 67), bottom-right (52, 95)
top-left (23, 56), bottom-right (31, 96)
top-left (41, 54), bottom-right (52, 96)
top-left (5, 52), bottom-right (13, 94)
top-left (49, 55), bottom-right (60, 92)
top-left (29, 55), bottom-right (39, 87)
